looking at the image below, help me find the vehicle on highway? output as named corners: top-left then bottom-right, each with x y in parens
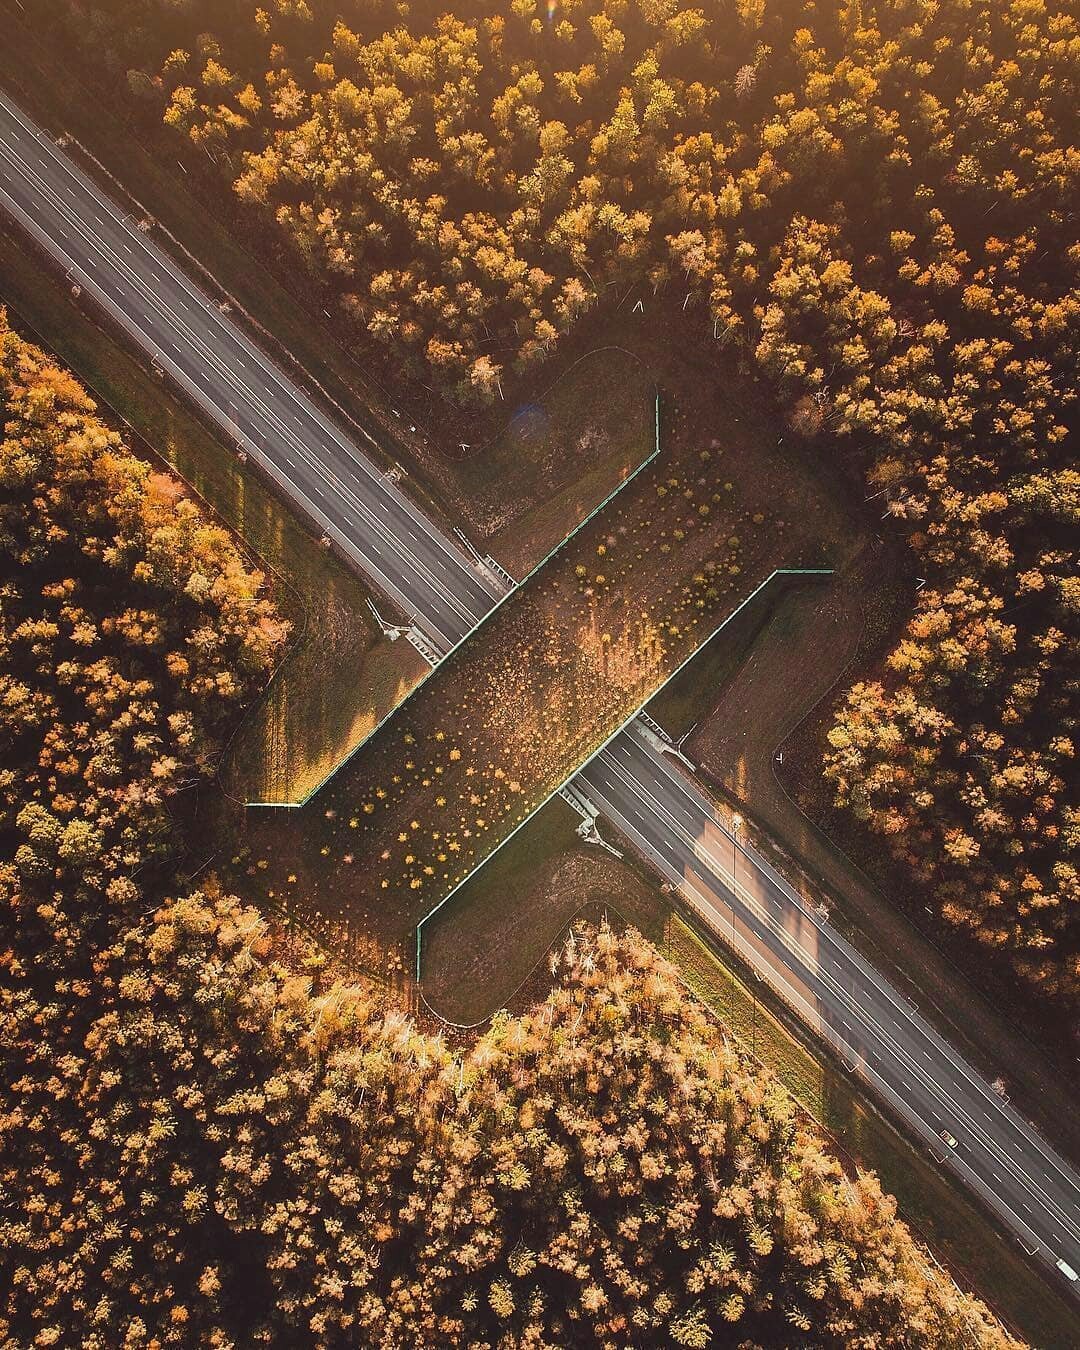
top-left (938, 1129), bottom-right (959, 1149)
top-left (1056, 1258), bottom-right (1078, 1282)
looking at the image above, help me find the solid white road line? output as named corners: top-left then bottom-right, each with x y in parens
top-left (0, 151), bottom-right (475, 646)
top-left (0, 167), bottom-right (458, 648)
top-left (636, 733), bottom-right (1080, 1213)
top-left (584, 746), bottom-right (1080, 1251)
top-left (580, 760), bottom-right (1067, 1260)
top-left (51, 101), bottom-right (500, 608)
top-left (0, 95), bottom-right (499, 626)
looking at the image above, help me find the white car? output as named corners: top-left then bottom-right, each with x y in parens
top-left (938, 1129), bottom-right (959, 1149)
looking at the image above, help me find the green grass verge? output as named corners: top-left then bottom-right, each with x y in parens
top-left (418, 797), bottom-right (584, 1024)
top-left (0, 224), bottom-right (426, 804)
top-left (419, 794), bottom-right (666, 1025)
top-left (223, 623), bottom-right (428, 807)
top-left (427, 797), bottom-right (585, 945)
top-left (646, 573), bottom-right (835, 741)
top-left (647, 586), bottom-right (780, 740)
top-left (663, 915), bottom-right (1079, 1350)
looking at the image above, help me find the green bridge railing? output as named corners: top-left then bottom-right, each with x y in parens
top-left (414, 566), bottom-right (833, 982)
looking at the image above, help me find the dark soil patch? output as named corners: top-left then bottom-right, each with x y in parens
top-left (231, 354), bottom-right (858, 982)
top-left (675, 548), bottom-right (1080, 1167)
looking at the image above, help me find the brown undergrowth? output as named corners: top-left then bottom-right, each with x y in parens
top-left (232, 357), bottom-right (856, 977)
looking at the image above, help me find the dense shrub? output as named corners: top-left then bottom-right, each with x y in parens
top-left (1, 899), bottom-right (1013, 1347)
top-left (0, 319), bottom-right (1008, 1345)
top-left (45, 0), bottom-right (1079, 1007)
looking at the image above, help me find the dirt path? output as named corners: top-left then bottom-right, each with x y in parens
top-left (686, 545), bottom-right (1080, 1167)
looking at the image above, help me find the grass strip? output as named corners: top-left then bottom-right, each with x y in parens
top-left (0, 224), bottom-right (425, 803)
top-left (663, 915), bottom-right (1079, 1350)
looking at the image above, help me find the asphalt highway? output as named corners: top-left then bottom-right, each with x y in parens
top-left (3, 87), bottom-right (1078, 1305)
top-left (576, 722), bottom-right (1080, 1296)
top-left (0, 90), bottom-right (502, 656)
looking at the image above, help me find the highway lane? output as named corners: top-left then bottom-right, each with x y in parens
top-left (575, 722), bottom-right (1080, 1296)
top-left (0, 89), bottom-right (502, 656)
top-left (4, 82), bottom-right (1078, 1307)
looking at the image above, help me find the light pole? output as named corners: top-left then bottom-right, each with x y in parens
top-left (730, 812), bottom-right (742, 882)
top-left (729, 812), bottom-right (742, 971)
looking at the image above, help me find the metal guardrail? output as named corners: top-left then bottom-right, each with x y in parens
top-left (404, 626), bottom-right (443, 666)
top-left (485, 556), bottom-right (516, 589)
top-left (637, 710), bottom-right (672, 744)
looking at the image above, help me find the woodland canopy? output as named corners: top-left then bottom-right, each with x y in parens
top-left (50, 0), bottom-right (1080, 1011)
top-left (0, 315), bottom-right (1011, 1347)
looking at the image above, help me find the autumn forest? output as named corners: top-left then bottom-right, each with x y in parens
top-left (1, 0), bottom-right (1077, 1345)
top-left (63, 0), bottom-right (1078, 1008)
